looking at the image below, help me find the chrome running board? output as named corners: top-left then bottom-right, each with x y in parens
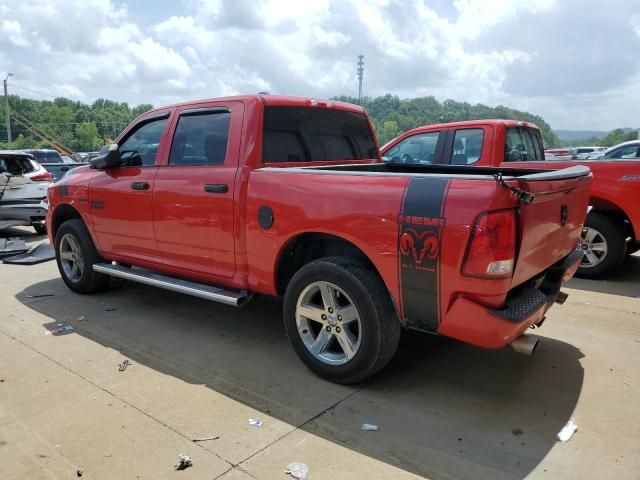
top-left (93, 263), bottom-right (249, 307)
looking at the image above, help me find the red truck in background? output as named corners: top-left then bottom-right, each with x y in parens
top-left (47, 96), bottom-right (591, 383)
top-left (382, 120), bottom-right (640, 278)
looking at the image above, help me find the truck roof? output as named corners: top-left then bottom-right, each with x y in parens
top-left (144, 94), bottom-right (367, 116)
top-left (402, 119), bottom-right (540, 133)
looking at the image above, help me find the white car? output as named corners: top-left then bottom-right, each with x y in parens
top-left (572, 146), bottom-right (606, 159)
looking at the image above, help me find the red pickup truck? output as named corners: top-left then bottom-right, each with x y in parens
top-left (47, 96), bottom-right (591, 383)
top-left (382, 120), bottom-right (640, 278)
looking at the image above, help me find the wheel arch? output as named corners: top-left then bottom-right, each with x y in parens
top-left (51, 203), bottom-right (84, 240)
top-left (589, 196), bottom-right (635, 241)
top-left (274, 232), bottom-right (400, 317)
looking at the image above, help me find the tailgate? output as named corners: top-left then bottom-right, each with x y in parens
top-left (510, 166), bottom-right (592, 287)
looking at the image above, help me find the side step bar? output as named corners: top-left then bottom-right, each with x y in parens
top-left (93, 263), bottom-right (249, 307)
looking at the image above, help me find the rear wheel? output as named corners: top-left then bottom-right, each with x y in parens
top-left (55, 219), bottom-right (110, 293)
top-left (283, 256), bottom-right (401, 384)
top-left (575, 213), bottom-right (626, 279)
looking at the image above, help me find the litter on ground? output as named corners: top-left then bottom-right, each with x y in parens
top-left (557, 418), bottom-right (578, 442)
top-left (284, 462), bottom-right (309, 479)
top-left (176, 453), bottom-right (192, 470)
top-left (192, 436), bottom-right (220, 442)
top-left (249, 417), bottom-right (263, 427)
top-left (362, 423), bottom-right (380, 431)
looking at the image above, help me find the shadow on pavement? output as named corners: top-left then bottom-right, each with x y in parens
top-left (0, 226), bottom-right (46, 245)
top-left (17, 279), bottom-right (584, 480)
top-left (567, 253), bottom-right (640, 297)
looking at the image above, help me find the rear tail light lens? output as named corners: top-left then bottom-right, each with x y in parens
top-left (463, 209), bottom-right (516, 278)
top-left (31, 172), bottom-right (55, 182)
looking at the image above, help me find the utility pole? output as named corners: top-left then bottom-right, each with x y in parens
top-left (357, 55), bottom-right (364, 103)
top-left (3, 73), bottom-right (13, 148)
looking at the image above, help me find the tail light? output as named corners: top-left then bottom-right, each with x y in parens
top-left (463, 209), bottom-right (516, 278)
top-left (31, 172), bottom-right (55, 182)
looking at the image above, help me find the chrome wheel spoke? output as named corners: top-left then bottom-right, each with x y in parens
top-left (337, 305), bottom-right (358, 325)
top-left (309, 329), bottom-right (332, 356)
top-left (585, 251), bottom-right (598, 266)
top-left (318, 282), bottom-right (337, 311)
top-left (60, 251), bottom-right (74, 261)
top-left (584, 228), bottom-right (598, 243)
top-left (335, 330), bottom-right (357, 360)
top-left (297, 305), bottom-right (325, 323)
top-left (590, 242), bottom-right (606, 252)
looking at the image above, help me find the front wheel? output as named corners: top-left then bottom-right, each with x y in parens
top-left (55, 219), bottom-right (110, 294)
top-left (575, 213), bottom-right (626, 279)
top-left (283, 257), bottom-right (401, 384)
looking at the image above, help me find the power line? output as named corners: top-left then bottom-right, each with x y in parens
top-left (7, 83), bottom-right (60, 100)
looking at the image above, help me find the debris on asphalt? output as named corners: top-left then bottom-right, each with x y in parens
top-left (3, 243), bottom-right (55, 265)
top-left (77, 315), bottom-right (88, 322)
top-left (44, 323), bottom-right (74, 336)
top-left (104, 307), bottom-right (118, 312)
top-left (76, 468), bottom-right (84, 477)
top-left (27, 294), bottom-right (55, 298)
top-left (176, 453), bottom-right (193, 470)
top-left (118, 360), bottom-right (131, 372)
top-left (284, 462), bottom-right (309, 480)
top-left (557, 418), bottom-right (578, 442)
top-left (512, 428), bottom-right (524, 436)
top-left (362, 423), bottom-right (380, 431)
top-left (248, 417), bottom-right (263, 427)
top-left (0, 238), bottom-right (27, 259)
top-left (192, 436), bottom-right (220, 442)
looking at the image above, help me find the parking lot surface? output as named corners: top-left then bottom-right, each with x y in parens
top-left (0, 230), bottom-right (639, 479)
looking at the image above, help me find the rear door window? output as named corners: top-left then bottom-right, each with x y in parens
top-left (262, 107), bottom-right (377, 163)
top-left (384, 132), bottom-right (440, 164)
top-left (451, 129), bottom-right (484, 165)
top-left (169, 110), bottom-right (230, 166)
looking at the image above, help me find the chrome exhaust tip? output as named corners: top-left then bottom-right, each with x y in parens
top-left (509, 334), bottom-right (539, 355)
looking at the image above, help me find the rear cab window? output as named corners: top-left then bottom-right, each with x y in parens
top-left (504, 127), bottom-right (544, 162)
top-left (262, 107), bottom-right (377, 164)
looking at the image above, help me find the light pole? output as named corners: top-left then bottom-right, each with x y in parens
top-left (3, 73), bottom-right (13, 148)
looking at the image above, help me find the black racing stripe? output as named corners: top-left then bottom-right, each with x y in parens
top-left (398, 177), bottom-right (449, 331)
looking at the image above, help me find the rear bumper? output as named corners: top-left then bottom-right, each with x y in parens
top-left (438, 250), bottom-right (583, 349)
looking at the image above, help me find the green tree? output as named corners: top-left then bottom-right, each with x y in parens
top-left (74, 122), bottom-right (101, 151)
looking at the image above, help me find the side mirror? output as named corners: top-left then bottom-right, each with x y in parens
top-left (90, 144), bottom-right (122, 170)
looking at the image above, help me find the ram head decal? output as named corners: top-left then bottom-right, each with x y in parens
top-left (399, 229), bottom-right (440, 264)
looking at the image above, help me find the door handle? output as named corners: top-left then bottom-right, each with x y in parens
top-left (204, 183), bottom-right (228, 193)
top-left (131, 182), bottom-right (150, 190)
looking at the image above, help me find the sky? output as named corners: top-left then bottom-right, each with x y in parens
top-left (0, 0), bottom-right (639, 131)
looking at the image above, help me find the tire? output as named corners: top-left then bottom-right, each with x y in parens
top-left (33, 223), bottom-right (47, 235)
top-left (55, 219), bottom-right (110, 294)
top-left (283, 256), bottom-right (401, 384)
top-left (575, 213), bottom-right (626, 279)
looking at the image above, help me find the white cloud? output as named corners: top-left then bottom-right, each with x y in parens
top-left (0, 0), bottom-right (639, 130)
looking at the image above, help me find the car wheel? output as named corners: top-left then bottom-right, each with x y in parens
top-left (283, 256), bottom-right (401, 384)
top-left (55, 219), bottom-right (110, 294)
top-left (575, 213), bottom-right (626, 279)
top-left (33, 223), bottom-right (47, 235)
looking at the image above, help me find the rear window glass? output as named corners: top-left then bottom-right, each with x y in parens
top-left (0, 156), bottom-right (35, 174)
top-left (504, 127), bottom-right (544, 162)
top-left (262, 107), bottom-right (377, 163)
top-left (28, 151), bottom-right (63, 162)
